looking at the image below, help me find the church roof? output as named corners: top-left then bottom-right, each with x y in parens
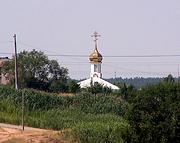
top-left (0, 57), bottom-right (9, 67)
top-left (89, 47), bottom-right (103, 63)
top-left (78, 77), bottom-right (119, 90)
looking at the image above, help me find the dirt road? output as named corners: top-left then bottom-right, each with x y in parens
top-left (0, 123), bottom-right (69, 143)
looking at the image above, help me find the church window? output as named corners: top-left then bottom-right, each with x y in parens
top-left (93, 73), bottom-right (98, 77)
top-left (94, 65), bottom-right (98, 72)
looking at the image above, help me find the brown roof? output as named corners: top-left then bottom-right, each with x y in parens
top-left (0, 57), bottom-right (9, 67)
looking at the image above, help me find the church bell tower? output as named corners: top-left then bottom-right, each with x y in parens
top-left (78, 31), bottom-right (119, 90)
top-left (89, 31), bottom-right (103, 78)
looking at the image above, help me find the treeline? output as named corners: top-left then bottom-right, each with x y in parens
top-left (107, 76), bottom-right (180, 89)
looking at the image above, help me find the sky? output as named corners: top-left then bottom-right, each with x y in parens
top-left (0, 0), bottom-right (180, 79)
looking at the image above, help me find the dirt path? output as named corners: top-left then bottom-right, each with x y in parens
top-left (0, 123), bottom-right (69, 143)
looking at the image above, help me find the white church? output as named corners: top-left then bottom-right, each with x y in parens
top-left (78, 32), bottom-right (119, 90)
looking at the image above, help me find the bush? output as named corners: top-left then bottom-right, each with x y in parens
top-left (126, 82), bottom-right (180, 143)
top-left (71, 114), bottom-right (131, 143)
top-left (68, 80), bottom-right (80, 93)
top-left (83, 83), bottom-right (113, 94)
top-left (49, 80), bottom-right (69, 93)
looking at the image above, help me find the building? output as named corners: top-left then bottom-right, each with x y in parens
top-left (0, 57), bottom-right (11, 85)
top-left (78, 32), bottom-right (119, 90)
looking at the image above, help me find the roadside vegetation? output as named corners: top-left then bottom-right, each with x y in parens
top-left (0, 76), bottom-right (180, 143)
top-left (0, 85), bottom-right (130, 142)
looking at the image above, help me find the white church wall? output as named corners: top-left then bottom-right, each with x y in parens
top-left (78, 77), bottom-right (119, 90)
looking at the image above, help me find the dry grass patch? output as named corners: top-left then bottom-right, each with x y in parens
top-left (58, 93), bottom-right (75, 97)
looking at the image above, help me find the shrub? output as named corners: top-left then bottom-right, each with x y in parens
top-left (126, 82), bottom-right (180, 143)
top-left (71, 114), bottom-right (131, 143)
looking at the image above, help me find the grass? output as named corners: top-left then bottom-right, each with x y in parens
top-left (71, 115), bottom-right (131, 143)
top-left (0, 86), bottom-right (130, 143)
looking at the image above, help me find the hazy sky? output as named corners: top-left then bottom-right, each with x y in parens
top-left (0, 0), bottom-right (180, 79)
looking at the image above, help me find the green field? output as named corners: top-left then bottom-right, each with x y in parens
top-left (0, 86), bottom-right (130, 143)
top-left (0, 82), bottom-right (179, 143)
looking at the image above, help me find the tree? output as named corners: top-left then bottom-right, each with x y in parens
top-left (84, 83), bottom-right (112, 94)
top-left (163, 74), bottom-right (175, 83)
top-left (49, 80), bottom-right (68, 93)
top-left (126, 82), bottom-right (180, 143)
top-left (2, 49), bottom-right (68, 91)
top-left (68, 80), bottom-right (80, 93)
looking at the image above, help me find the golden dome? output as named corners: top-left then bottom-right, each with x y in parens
top-left (89, 47), bottom-right (103, 63)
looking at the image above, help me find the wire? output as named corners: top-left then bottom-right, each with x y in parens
top-left (0, 52), bottom-right (13, 55)
top-left (103, 64), bottom-right (166, 76)
top-left (2, 41), bottom-right (180, 58)
top-left (2, 52), bottom-right (180, 58)
top-left (103, 55), bottom-right (180, 58)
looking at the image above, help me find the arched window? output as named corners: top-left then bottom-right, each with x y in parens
top-left (94, 65), bottom-right (98, 72)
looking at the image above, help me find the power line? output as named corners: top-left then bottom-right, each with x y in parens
top-left (0, 52), bottom-right (13, 55)
top-left (2, 52), bottom-right (180, 58)
top-left (1, 41), bottom-right (180, 58)
top-left (103, 64), bottom-right (166, 76)
top-left (103, 55), bottom-right (180, 58)
top-left (45, 54), bottom-right (180, 58)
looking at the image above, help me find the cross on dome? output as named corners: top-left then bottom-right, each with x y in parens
top-left (91, 31), bottom-right (101, 42)
top-left (89, 31), bottom-right (103, 63)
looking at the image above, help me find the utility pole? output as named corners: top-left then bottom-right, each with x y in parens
top-left (13, 34), bottom-right (24, 131)
top-left (114, 71), bottom-right (117, 79)
top-left (22, 91), bottom-right (24, 131)
top-left (114, 71), bottom-right (117, 83)
top-left (13, 34), bottom-right (18, 90)
top-left (178, 65), bottom-right (180, 83)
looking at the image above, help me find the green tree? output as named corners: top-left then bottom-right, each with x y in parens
top-left (2, 49), bottom-right (68, 91)
top-left (68, 80), bottom-right (80, 93)
top-left (126, 82), bottom-right (180, 143)
top-left (164, 74), bottom-right (175, 83)
top-left (84, 83), bottom-right (112, 94)
top-left (49, 79), bottom-right (68, 93)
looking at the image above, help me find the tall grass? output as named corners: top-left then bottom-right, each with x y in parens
top-left (0, 86), bottom-right (126, 115)
top-left (71, 115), bottom-right (131, 143)
top-left (0, 85), bottom-right (130, 142)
